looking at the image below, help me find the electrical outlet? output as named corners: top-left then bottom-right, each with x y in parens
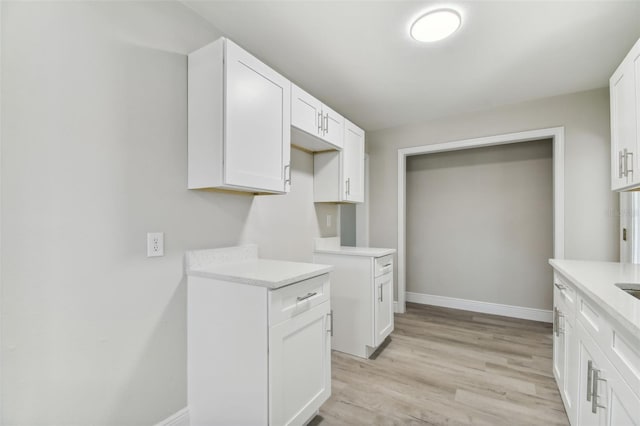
top-left (147, 232), bottom-right (164, 257)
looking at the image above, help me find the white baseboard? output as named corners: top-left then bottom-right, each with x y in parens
top-left (406, 292), bottom-right (553, 323)
top-left (155, 407), bottom-right (189, 426)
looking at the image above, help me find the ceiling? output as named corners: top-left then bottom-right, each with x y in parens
top-left (183, 1), bottom-right (640, 131)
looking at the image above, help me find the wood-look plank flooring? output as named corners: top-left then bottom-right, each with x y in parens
top-left (310, 303), bottom-right (569, 425)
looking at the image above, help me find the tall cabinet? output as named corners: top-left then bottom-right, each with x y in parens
top-left (611, 37), bottom-right (640, 191)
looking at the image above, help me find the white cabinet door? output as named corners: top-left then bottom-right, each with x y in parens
top-left (269, 301), bottom-right (331, 426)
top-left (291, 84), bottom-right (323, 139)
top-left (553, 306), bottom-right (566, 388)
top-left (610, 60), bottom-right (636, 190)
top-left (322, 104), bottom-right (344, 150)
top-left (291, 84), bottom-right (343, 151)
top-left (224, 40), bottom-right (291, 193)
top-left (374, 272), bottom-right (394, 347)
top-left (577, 323), bottom-right (608, 426)
top-left (343, 120), bottom-right (365, 203)
top-left (561, 317), bottom-right (578, 425)
top-left (577, 321), bottom-right (640, 426)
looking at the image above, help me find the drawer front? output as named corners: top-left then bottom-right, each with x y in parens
top-left (374, 255), bottom-right (393, 277)
top-left (269, 274), bottom-right (330, 326)
top-left (554, 274), bottom-right (576, 314)
top-left (578, 295), bottom-right (603, 341)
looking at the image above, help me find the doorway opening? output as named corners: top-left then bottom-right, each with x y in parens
top-left (397, 127), bottom-right (565, 318)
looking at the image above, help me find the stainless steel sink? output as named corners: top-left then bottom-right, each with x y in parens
top-left (615, 283), bottom-right (640, 300)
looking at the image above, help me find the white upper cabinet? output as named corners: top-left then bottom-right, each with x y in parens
top-left (188, 38), bottom-right (291, 193)
top-left (314, 119), bottom-right (365, 203)
top-left (291, 84), bottom-right (343, 151)
top-left (610, 37), bottom-right (640, 191)
top-left (343, 120), bottom-right (365, 203)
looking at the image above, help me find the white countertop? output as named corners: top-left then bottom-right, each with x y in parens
top-left (314, 246), bottom-right (396, 257)
top-left (549, 259), bottom-right (640, 340)
top-left (185, 245), bottom-right (333, 289)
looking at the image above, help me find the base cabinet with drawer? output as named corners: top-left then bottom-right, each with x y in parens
top-left (552, 271), bottom-right (640, 426)
top-left (187, 272), bottom-right (332, 425)
top-left (313, 250), bottom-right (394, 358)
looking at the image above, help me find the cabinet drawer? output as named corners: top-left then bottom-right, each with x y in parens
top-left (554, 274), bottom-right (576, 314)
top-left (578, 295), bottom-right (603, 340)
top-left (374, 255), bottom-right (393, 277)
top-left (269, 274), bottom-right (330, 326)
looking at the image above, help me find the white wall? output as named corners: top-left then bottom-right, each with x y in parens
top-left (0, 2), bottom-right (336, 424)
top-left (368, 88), bottom-right (618, 298)
top-left (406, 139), bottom-right (553, 310)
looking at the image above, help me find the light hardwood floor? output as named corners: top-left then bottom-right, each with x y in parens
top-left (311, 303), bottom-right (569, 425)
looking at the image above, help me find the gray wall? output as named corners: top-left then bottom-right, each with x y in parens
top-left (407, 140), bottom-right (553, 310)
top-left (0, 2), bottom-right (337, 424)
top-left (368, 88), bottom-right (619, 298)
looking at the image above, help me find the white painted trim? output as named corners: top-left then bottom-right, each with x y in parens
top-left (394, 301), bottom-right (400, 313)
top-left (154, 408), bottom-right (190, 426)
top-left (406, 292), bottom-right (553, 323)
top-left (0, 1), bottom-right (4, 421)
top-left (397, 127), bottom-right (565, 314)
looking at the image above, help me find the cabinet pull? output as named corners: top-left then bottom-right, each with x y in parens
top-left (379, 284), bottom-right (383, 302)
top-left (587, 360), bottom-right (593, 401)
top-left (318, 111), bottom-right (323, 134)
top-left (296, 292), bottom-right (317, 302)
top-left (554, 282), bottom-right (566, 292)
top-left (346, 178), bottom-right (351, 196)
top-left (619, 150), bottom-right (625, 178)
top-left (284, 164), bottom-right (291, 186)
top-left (324, 113), bottom-right (329, 135)
top-left (557, 311), bottom-right (564, 335)
top-left (591, 368), bottom-right (607, 413)
top-left (626, 150), bottom-right (634, 178)
top-left (327, 310), bottom-right (334, 336)
top-left (553, 307), bottom-right (559, 336)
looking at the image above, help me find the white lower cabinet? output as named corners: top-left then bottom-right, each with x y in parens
top-left (188, 272), bottom-right (332, 425)
top-left (576, 320), bottom-right (639, 426)
top-left (269, 302), bottom-right (331, 426)
top-left (313, 250), bottom-right (394, 358)
top-left (374, 271), bottom-right (394, 347)
top-left (551, 273), bottom-right (640, 426)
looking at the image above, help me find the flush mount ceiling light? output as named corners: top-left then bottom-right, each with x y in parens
top-left (410, 9), bottom-right (462, 42)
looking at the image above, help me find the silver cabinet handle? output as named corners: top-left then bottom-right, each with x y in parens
top-left (379, 284), bottom-right (383, 302)
top-left (345, 178), bottom-right (351, 196)
top-left (297, 292), bottom-right (317, 302)
top-left (554, 282), bottom-right (566, 292)
top-left (324, 113), bottom-right (329, 135)
top-left (626, 150), bottom-right (634, 177)
top-left (557, 311), bottom-right (564, 335)
top-left (284, 164), bottom-right (291, 186)
top-left (327, 310), bottom-right (334, 336)
top-left (623, 148), bottom-right (629, 177)
top-left (553, 307), bottom-right (557, 336)
top-left (619, 150), bottom-right (625, 178)
top-left (587, 360), bottom-right (593, 401)
top-left (317, 111), bottom-right (323, 134)
top-left (592, 368), bottom-right (607, 413)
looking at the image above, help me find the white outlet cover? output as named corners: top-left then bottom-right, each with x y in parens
top-left (147, 232), bottom-right (164, 257)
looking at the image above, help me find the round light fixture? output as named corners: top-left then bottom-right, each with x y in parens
top-left (410, 9), bottom-right (462, 42)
